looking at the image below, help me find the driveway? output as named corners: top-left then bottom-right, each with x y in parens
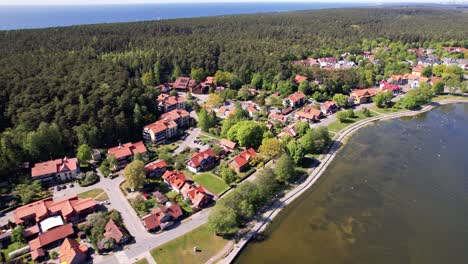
top-left (173, 127), bottom-right (202, 155)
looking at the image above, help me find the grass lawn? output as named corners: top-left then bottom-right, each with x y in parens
top-left (151, 224), bottom-right (229, 264)
top-left (133, 259), bottom-right (149, 264)
top-left (369, 105), bottom-right (405, 114)
top-left (77, 188), bottom-right (105, 200)
top-left (192, 173), bottom-right (229, 195)
top-left (432, 94), bottom-right (468, 102)
top-left (176, 195), bottom-right (193, 214)
top-left (327, 110), bottom-right (377, 133)
top-left (166, 190), bottom-right (179, 200)
top-left (1, 241), bottom-right (27, 260)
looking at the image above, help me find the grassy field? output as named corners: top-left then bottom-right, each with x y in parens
top-left (1, 242), bottom-right (27, 261)
top-left (432, 94), bottom-right (468, 102)
top-left (77, 188), bottom-right (108, 201)
top-left (327, 110), bottom-right (378, 133)
top-left (369, 105), bottom-right (405, 114)
top-left (192, 173), bottom-right (229, 195)
top-left (133, 259), bottom-right (149, 264)
top-left (151, 224), bottom-right (229, 264)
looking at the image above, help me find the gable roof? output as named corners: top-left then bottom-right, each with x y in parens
top-left (295, 106), bottom-right (323, 120)
top-left (145, 160), bottom-right (168, 172)
top-left (351, 88), bottom-right (378, 98)
top-left (59, 238), bottom-right (87, 264)
top-left (107, 142), bottom-right (147, 159)
top-left (285, 92), bottom-right (306, 104)
top-left (294, 74), bottom-right (308, 84)
top-left (187, 148), bottom-right (216, 168)
top-left (104, 219), bottom-right (126, 243)
top-left (29, 223), bottom-right (74, 251)
top-left (220, 139), bottom-right (237, 150)
top-left (231, 148), bottom-right (257, 168)
top-left (32, 157), bottom-right (79, 177)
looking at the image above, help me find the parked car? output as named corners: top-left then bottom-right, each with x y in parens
top-left (69, 183), bottom-right (74, 188)
top-left (56, 186), bottom-right (62, 191)
top-left (61, 185), bottom-right (67, 190)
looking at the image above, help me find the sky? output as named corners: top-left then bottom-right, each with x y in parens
top-left (0, 0), bottom-right (454, 6)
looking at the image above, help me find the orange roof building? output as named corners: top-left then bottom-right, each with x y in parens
top-left (107, 142), bottom-right (147, 161)
top-left (350, 88), bottom-right (377, 105)
top-left (104, 219), bottom-right (128, 244)
top-left (31, 157), bottom-right (79, 184)
top-left (29, 223), bottom-right (74, 251)
top-left (186, 148), bottom-right (217, 173)
top-left (14, 196), bottom-right (97, 226)
top-left (295, 106), bottom-right (324, 123)
top-left (229, 148), bottom-right (257, 173)
top-left (58, 237), bottom-right (88, 264)
top-left (283, 92), bottom-right (306, 108)
top-left (220, 139), bottom-right (237, 152)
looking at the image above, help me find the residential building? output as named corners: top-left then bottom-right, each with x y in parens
top-left (157, 94), bottom-right (186, 113)
top-left (349, 88), bottom-right (378, 105)
top-left (186, 148), bottom-right (217, 173)
top-left (14, 196), bottom-right (97, 227)
top-left (107, 142), bottom-right (147, 169)
top-left (145, 160), bottom-right (168, 177)
top-left (283, 91), bottom-right (306, 108)
top-left (162, 170), bottom-right (187, 193)
top-left (173, 77), bottom-right (196, 92)
top-left (389, 74), bottom-right (408, 85)
top-left (412, 66), bottom-right (423, 76)
top-left (161, 109), bottom-right (190, 128)
top-left (294, 74), bottom-right (307, 84)
top-left (318, 57), bottom-right (338, 68)
top-left (379, 81), bottom-right (402, 95)
top-left (292, 58), bottom-right (319, 67)
top-left (295, 106), bottom-right (324, 123)
top-left (143, 119), bottom-right (178, 145)
top-left (153, 191), bottom-right (168, 204)
top-left (229, 148), bottom-right (257, 173)
top-left (216, 105), bottom-right (234, 118)
top-left (58, 238), bottom-right (88, 264)
top-left (29, 223), bottom-right (75, 260)
top-left (142, 204), bottom-right (183, 232)
top-left (246, 104), bottom-right (259, 117)
top-left (104, 219), bottom-right (129, 245)
top-left (278, 123), bottom-right (298, 139)
top-left (220, 139), bottom-right (237, 153)
top-left (268, 112), bottom-right (288, 124)
top-left (31, 157), bottom-right (80, 185)
top-left (321, 101), bottom-right (339, 115)
top-left (181, 185), bottom-right (210, 208)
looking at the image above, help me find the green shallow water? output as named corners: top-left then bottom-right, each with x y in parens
top-left (236, 103), bottom-right (468, 264)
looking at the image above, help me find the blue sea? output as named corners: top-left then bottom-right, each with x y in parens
top-left (0, 2), bottom-right (369, 30)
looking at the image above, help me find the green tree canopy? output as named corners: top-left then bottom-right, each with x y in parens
top-left (123, 160), bottom-right (146, 191)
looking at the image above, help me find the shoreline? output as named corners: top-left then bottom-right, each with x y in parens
top-left (218, 99), bottom-right (468, 264)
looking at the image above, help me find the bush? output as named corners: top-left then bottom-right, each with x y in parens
top-left (336, 111), bottom-right (349, 123)
top-left (49, 251), bottom-right (58, 259)
top-left (362, 107), bottom-right (371, 117)
top-left (79, 172), bottom-right (99, 187)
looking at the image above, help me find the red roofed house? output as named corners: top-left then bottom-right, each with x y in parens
top-left (29, 223), bottom-right (74, 258)
top-left (268, 112), bottom-right (288, 124)
top-left (294, 74), bottom-right (308, 84)
top-left (390, 74), bottom-right (408, 85)
top-left (145, 160), bottom-right (168, 177)
top-left (142, 204), bottom-right (183, 232)
top-left (14, 196), bottom-right (97, 227)
top-left (295, 106), bottom-right (324, 123)
top-left (161, 109), bottom-right (191, 128)
top-left (412, 66), bottom-right (423, 76)
top-left (229, 148), bottom-right (257, 173)
top-left (107, 141), bottom-right (147, 169)
top-left (292, 58), bottom-right (319, 67)
top-left (157, 94), bottom-right (186, 113)
top-left (186, 148), bottom-right (217, 173)
top-left (58, 237), bottom-right (88, 264)
top-left (162, 170), bottom-right (187, 193)
top-left (283, 91), bottom-right (306, 108)
top-left (321, 101), bottom-right (339, 115)
top-left (350, 88), bottom-right (378, 105)
top-left (186, 186), bottom-right (210, 208)
top-left (246, 104), bottom-right (259, 117)
top-left (318, 57), bottom-right (338, 68)
top-left (143, 119), bottom-right (178, 145)
top-left (103, 219), bottom-right (129, 245)
top-left (220, 139), bottom-right (237, 153)
top-left (173, 77), bottom-right (197, 92)
top-left (31, 157), bottom-right (80, 185)
top-left (379, 81), bottom-right (402, 95)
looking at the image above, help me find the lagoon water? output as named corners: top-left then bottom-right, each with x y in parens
top-left (236, 103), bottom-right (468, 264)
top-left (0, 2), bottom-right (366, 30)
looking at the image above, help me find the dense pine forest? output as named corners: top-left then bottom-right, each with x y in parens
top-left (0, 8), bottom-right (467, 182)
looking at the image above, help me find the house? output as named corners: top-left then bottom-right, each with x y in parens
top-left (107, 142), bottom-right (147, 169)
top-left (145, 160), bottom-right (168, 177)
top-left (29, 223), bottom-right (75, 258)
top-left (220, 139), bottom-right (237, 153)
top-left (268, 112), bottom-right (288, 124)
top-left (195, 76), bottom-right (214, 94)
top-left (143, 119), bottom-right (178, 145)
top-left (349, 88), bottom-right (377, 105)
top-left (142, 204), bottom-right (183, 232)
top-left (14, 196), bottom-right (97, 227)
top-left (229, 148), bottom-right (257, 173)
top-left (246, 104), bottom-right (259, 117)
top-left (389, 74), bottom-right (408, 85)
top-left (58, 238), bottom-right (88, 264)
top-left (173, 77), bottom-right (196, 92)
top-left (153, 191), bottom-right (168, 204)
top-left (283, 92), bottom-right (306, 108)
top-left (185, 186), bottom-right (210, 208)
top-left (31, 157), bottom-right (80, 185)
top-left (295, 106), bottom-right (324, 123)
top-left (412, 66), bottom-right (423, 76)
top-left (103, 219), bottom-right (129, 245)
top-left (278, 123), bottom-right (299, 139)
top-left (162, 170), bottom-right (187, 193)
top-left (379, 81), bottom-right (402, 95)
top-left (155, 83), bottom-right (171, 94)
top-left (216, 105), bottom-right (234, 118)
top-left (318, 57), bottom-right (338, 68)
top-left (292, 58), bottom-right (319, 67)
top-left (157, 94), bottom-right (186, 113)
top-left (321, 101), bottom-right (339, 115)
top-left (294, 74), bottom-right (308, 84)
top-left (281, 107), bottom-right (293, 115)
top-left (186, 148), bottom-right (217, 173)
top-left (430, 77), bottom-right (443, 86)
top-left (161, 109), bottom-right (191, 128)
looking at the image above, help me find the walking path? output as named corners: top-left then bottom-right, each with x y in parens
top-left (218, 99), bottom-right (467, 263)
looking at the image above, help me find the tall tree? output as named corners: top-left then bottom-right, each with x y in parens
top-left (123, 160), bottom-right (146, 191)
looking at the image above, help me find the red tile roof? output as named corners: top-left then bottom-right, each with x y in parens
top-left (322, 100), bottom-right (337, 110)
top-left (104, 219), bottom-right (126, 244)
top-left (286, 92), bottom-right (306, 104)
top-left (162, 170), bottom-right (187, 191)
top-left (380, 81), bottom-right (401, 92)
top-left (351, 88), bottom-right (378, 98)
top-left (29, 223), bottom-right (74, 251)
top-left (294, 74), bottom-right (308, 84)
top-left (187, 148), bottom-right (216, 169)
top-left (161, 109), bottom-right (190, 121)
top-left (32, 157), bottom-right (79, 178)
top-left (187, 186), bottom-right (209, 208)
top-left (173, 77), bottom-right (196, 90)
top-left (295, 106), bottom-right (323, 121)
top-left (220, 139), bottom-right (237, 150)
top-left (145, 160), bottom-right (168, 172)
top-left (59, 238), bottom-right (87, 264)
top-left (14, 196), bottom-right (97, 225)
top-left (107, 142), bottom-right (147, 160)
top-left (142, 214), bottom-right (161, 230)
top-left (231, 148), bottom-right (257, 169)
top-left (31, 248), bottom-right (45, 260)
